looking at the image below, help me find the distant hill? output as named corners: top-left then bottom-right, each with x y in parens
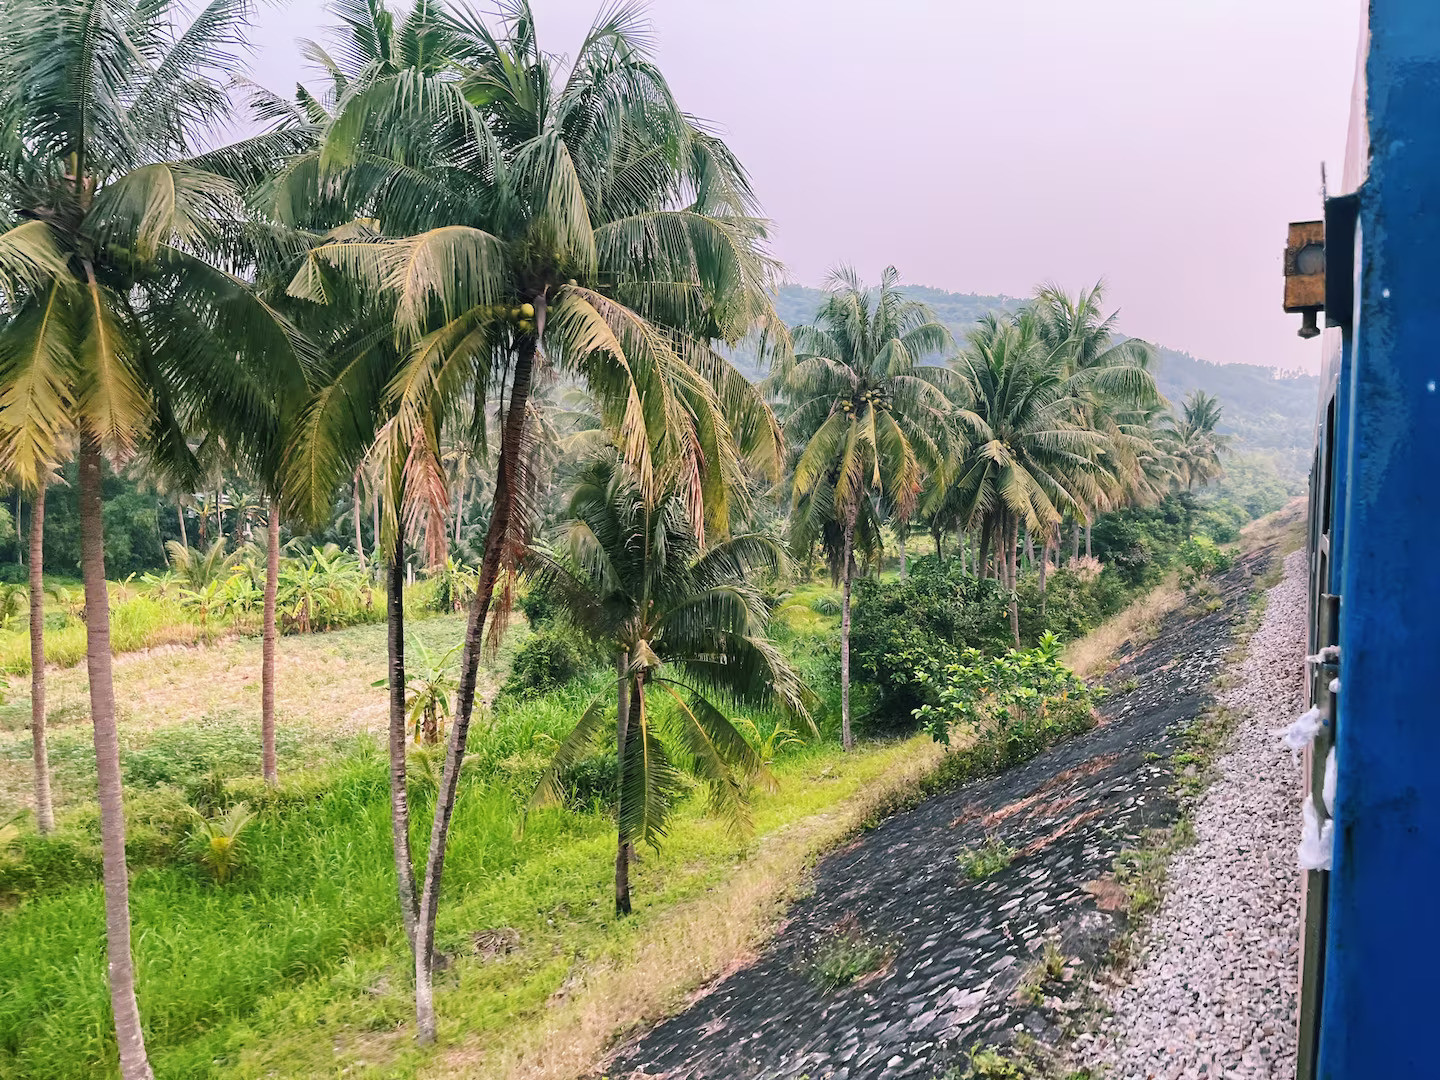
top-left (767, 283), bottom-right (1318, 493)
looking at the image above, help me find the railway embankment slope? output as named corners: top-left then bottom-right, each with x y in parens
top-left (610, 547), bottom-right (1281, 1080)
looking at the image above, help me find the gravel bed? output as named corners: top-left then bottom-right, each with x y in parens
top-left (1085, 549), bottom-right (1306, 1079)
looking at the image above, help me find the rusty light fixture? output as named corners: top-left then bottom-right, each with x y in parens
top-left (1285, 220), bottom-right (1326, 338)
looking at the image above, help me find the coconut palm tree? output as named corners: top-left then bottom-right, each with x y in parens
top-left (782, 267), bottom-right (955, 749)
top-left (278, 0), bottom-right (785, 1041)
top-left (947, 311), bottom-right (1110, 646)
top-left (1162, 390), bottom-right (1231, 492)
top-left (0, 0), bottom-right (313, 1072)
top-left (528, 454), bottom-right (806, 914)
top-left (1032, 281), bottom-right (1164, 561)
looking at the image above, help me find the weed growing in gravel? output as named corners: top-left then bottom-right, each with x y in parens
top-left (957, 836), bottom-right (1017, 880)
top-left (807, 919), bottom-right (893, 991)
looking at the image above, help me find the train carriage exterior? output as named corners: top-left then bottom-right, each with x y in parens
top-left (1296, 3), bottom-right (1440, 1076)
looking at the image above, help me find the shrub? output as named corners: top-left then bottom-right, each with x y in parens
top-left (956, 836), bottom-right (1016, 880)
top-left (1179, 535), bottom-right (1233, 578)
top-left (501, 627), bottom-right (592, 698)
top-left (915, 633), bottom-right (1095, 770)
top-left (850, 562), bottom-right (1011, 733)
top-left (807, 919), bottom-right (892, 991)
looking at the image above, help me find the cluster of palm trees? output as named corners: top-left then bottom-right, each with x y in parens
top-left (779, 273), bottom-right (1227, 748)
top-left (0, 0), bottom-right (1229, 1073)
top-left (0, 0), bottom-right (791, 1072)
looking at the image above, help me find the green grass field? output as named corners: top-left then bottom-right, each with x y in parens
top-left (0, 582), bottom-right (945, 1080)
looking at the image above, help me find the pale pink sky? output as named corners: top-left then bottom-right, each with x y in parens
top-left (247, 0), bottom-right (1361, 372)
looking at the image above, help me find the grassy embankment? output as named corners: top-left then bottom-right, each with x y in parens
top-left (0, 566), bottom-right (1189, 1080)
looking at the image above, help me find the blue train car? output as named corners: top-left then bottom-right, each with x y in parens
top-left (1296, 3), bottom-right (1440, 1077)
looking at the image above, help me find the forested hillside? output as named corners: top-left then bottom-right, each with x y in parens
top-left (771, 283), bottom-right (1318, 494)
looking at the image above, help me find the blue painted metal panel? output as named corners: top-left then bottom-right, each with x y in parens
top-left (1318, 2), bottom-right (1440, 1075)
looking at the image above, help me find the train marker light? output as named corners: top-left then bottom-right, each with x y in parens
top-left (1284, 219), bottom-right (1325, 338)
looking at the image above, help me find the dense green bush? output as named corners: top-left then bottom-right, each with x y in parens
top-left (1016, 565), bottom-right (1131, 644)
top-left (850, 562), bottom-right (1011, 732)
top-left (916, 635), bottom-right (1098, 783)
top-left (501, 627), bottom-right (594, 698)
top-left (1179, 535), bottom-right (1233, 577)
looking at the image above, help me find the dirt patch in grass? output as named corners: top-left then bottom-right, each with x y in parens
top-left (0, 613), bottom-right (525, 816)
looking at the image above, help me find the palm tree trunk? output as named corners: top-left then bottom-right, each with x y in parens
top-left (840, 505), bottom-right (857, 752)
top-left (216, 488), bottom-right (224, 548)
top-left (453, 480), bottom-right (465, 548)
top-left (29, 485), bottom-right (52, 834)
top-left (978, 518), bottom-right (992, 580)
top-left (614, 652), bottom-right (633, 916)
top-left (79, 432), bottom-right (154, 1080)
top-left (1071, 520), bottom-right (1080, 562)
top-left (388, 545), bottom-right (419, 956)
top-left (1038, 534), bottom-right (1050, 618)
top-left (1007, 514), bottom-right (1021, 649)
top-left (354, 471), bottom-right (366, 573)
top-left (414, 292), bottom-right (546, 1045)
top-left (896, 529), bottom-right (906, 580)
top-left (177, 502), bottom-right (188, 549)
top-left (261, 503), bottom-right (280, 787)
top-left (1023, 524), bottom-right (1034, 569)
top-left (15, 494), bottom-right (22, 566)
top-left (1085, 520), bottom-right (1092, 558)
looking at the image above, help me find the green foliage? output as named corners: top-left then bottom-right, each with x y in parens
top-left (122, 719), bottom-right (303, 790)
top-left (1179, 535), bottom-right (1233, 578)
top-left (914, 633), bottom-right (1091, 749)
top-left (1016, 565), bottom-right (1132, 644)
top-left (427, 557), bottom-right (478, 614)
top-left (956, 836), bottom-right (1016, 880)
top-left (850, 561), bottom-right (1011, 732)
top-left (188, 803), bottom-right (257, 884)
top-left (807, 921), bottom-right (892, 992)
top-left (502, 627), bottom-right (593, 699)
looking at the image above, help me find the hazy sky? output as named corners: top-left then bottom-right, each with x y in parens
top-left (247, 0), bottom-right (1362, 372)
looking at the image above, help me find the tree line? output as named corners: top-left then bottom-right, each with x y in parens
top-left (0, 1), bottom-right (1228, 1076)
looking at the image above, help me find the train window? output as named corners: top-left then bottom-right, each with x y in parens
top-left (1321, 397), bottom-right (1336, 536)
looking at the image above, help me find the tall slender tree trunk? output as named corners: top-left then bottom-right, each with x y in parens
top-left (614, 653), bottom-right (633, 916)
top-left (354, 471), bottom-right (366, 573)
top-left (839, 505), bottom-right (857, 752)
top-left (177, 502), bottom-right (188, 549)
top-left (453, 482), bottom-right (464, 548)
top-left (78, 432), bottom-right (154, 1080)
top-left (1071, 521), bottom-right (1080, 562)
top-left (261, 504), bottom-right (280, 787)
top-left (1039, 534), bottom-right (1050, 617)
top-left (216, 489), bottom-right (224, 548)
top-left (15, 494), bottom-right (22, 566)
top-left (1085, 520), bottom-right (1092, 558)
top-left (896, 528), bottom-right (906, 580)
top-left (414, 292), bottom-right (546, 1045)
top-left (1023, 524), bottom-right (1034, 569)
top-left (29, 486), bottom-right (52, 834)
top-left (978, 518), bottom-right (992, 580)
top-left (388, 545), bottom-right (419, 956)
top-left (1007, 514), bottom-right (1021, 649)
